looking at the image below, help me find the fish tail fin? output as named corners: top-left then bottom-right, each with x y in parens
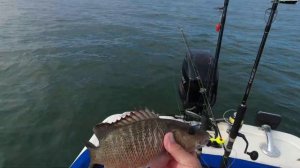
top-left (85, 142), bottom-right (100, 168)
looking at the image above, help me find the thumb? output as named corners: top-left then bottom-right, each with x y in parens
top-left (164, 132), bottom-right (201, 167)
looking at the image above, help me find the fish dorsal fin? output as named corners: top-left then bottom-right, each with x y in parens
top-left (93, 109), bottom-right (158, 139)
top-left (113, 109), bottom-right (159, 127)
top-left (93, 123), bottom-right (115, 140)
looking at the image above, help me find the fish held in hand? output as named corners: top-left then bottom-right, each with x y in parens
top-left (86, 110), bottom-right (210, 168)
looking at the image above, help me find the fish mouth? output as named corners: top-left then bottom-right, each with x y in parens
top-left (195, 138), bottom-right (210, 153)
top-left (195, 148), bottom-right (202, 154)
top-left (195, 144), bottom-right (203, 154)
top-left (198, 138), bottom-right (210, 147)
top-left (202, 138), bottom-right (210, 146)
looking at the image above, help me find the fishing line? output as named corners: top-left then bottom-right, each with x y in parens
top-left (265, 8), bottom-right (278, 23)
top-left (179, 29), bottom-right (213, 115)
top-left (179, 28), bottom-right (225, 150)
top-left (179, 28), bottom-right (210, 116)
top-left (221, 1), bottom-right (280, 167)
top-left (200, 154), bottom-right (210, 168)
top-left (207, 0), bottom-right (230, 100)
top-left (221, 148), bottom-right (237, 168)
top-left (222, 109), bottom-right (236, 125)
top-left (169, 47), bottom-right (186, 115)
top-left (179, 28), bottom-right (211, 116)
top-left (172, 81), bottom-right (183, 115)
top-left (179, 29), bottom-right (215, 119)
top-left (186, 73), bottom-right (192, 104)
top-left (168, 66), bottom-right (182, 115)
top-left (206, 18), bottom-right (220, 98)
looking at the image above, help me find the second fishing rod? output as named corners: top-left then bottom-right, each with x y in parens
top-left (220, 0), bottom-right (280, 167)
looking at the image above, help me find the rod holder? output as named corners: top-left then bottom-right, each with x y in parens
top-left (260, 124), bottom-right (280, 157)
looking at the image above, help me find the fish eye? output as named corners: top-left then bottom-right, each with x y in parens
top-left (188, 126), bottom-right (196, 135)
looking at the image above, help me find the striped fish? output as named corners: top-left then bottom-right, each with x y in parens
top-left (86, 110), bottom-right (209, 168)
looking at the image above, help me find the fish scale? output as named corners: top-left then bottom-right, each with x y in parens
top-left (86, 110), bottom-right (210, 168)
top-left (106, 120), bottom-right (160, 167)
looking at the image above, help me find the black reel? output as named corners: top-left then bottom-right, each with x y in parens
top-left (238, 133), bottom-right (259, 160)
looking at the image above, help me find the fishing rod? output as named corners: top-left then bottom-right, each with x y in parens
top-left (177, 0), bottom-right (231, 144)
top-left (221, 1), bottom-right (279, 167)
top-left (179, 28), bottom-right (226, 150)
top-left (208, 0), bottom-right (230, 104)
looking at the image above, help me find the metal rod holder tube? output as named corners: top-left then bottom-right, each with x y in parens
top-left (260, 125), bottom-right (280, 157)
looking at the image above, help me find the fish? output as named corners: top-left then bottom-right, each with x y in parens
top-left (86, 109), bottom-right (210, 168)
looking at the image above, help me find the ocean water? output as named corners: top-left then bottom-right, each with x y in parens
top-left (0, 0), bottom-right (299, 167)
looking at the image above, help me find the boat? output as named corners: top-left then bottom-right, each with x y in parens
top-left (71, 112), bottom-right (300, 168)
top-left (279, 0), bottom-right (298, 4)
top-left (71, 0), bottom-right (300, 167)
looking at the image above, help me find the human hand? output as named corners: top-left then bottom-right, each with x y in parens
top-left (163, 132), bottom-right (202, 168)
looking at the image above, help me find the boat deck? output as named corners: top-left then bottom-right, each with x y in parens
top-left (71, 113), bottom-right (300, 168)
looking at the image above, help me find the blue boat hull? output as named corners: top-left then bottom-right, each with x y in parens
top-left (70, 149), bottom-right (278, 168)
